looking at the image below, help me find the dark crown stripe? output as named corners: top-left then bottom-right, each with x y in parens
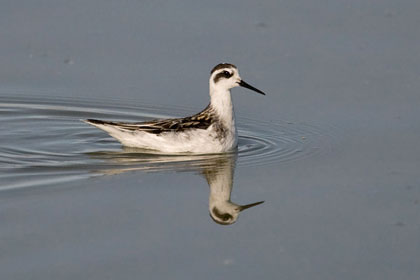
top-left (210, 63), bottom-right (237, 74)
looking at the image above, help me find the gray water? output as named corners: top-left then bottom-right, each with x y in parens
top-left (1, 1), bottom-right (420, 279)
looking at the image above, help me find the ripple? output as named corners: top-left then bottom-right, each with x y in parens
top-left (0, 90), bottom-right (333, 190)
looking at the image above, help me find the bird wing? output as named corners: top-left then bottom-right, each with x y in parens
top-left (86, 105), bottom-right (215, 135)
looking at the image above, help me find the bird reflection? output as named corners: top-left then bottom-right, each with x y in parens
top-left (202, 154), bottom-right (264, 225)
top-left (88, 147), bottom-right (264, 225)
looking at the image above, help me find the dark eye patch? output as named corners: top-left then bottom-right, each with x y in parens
top-left (222, 70), bottom-right (232, 78)
top-left (213, 70), bottom-right (233, 83)
top-left (212, 207), bottom-right (232, 221)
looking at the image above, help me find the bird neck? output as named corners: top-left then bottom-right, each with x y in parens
top-left (207, 164), bottom-right (234, 207)
top-left (209, 86), bottom-right (235, 127)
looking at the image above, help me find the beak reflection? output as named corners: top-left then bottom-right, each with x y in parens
top-left (238, 200), bottom-right (265, 212)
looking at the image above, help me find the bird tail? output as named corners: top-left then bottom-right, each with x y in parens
top-left (84, 119), bottom-right (113, 126)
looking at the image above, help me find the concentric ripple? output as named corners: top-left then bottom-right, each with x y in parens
top-left (0, 91), bottom-right (333, 190)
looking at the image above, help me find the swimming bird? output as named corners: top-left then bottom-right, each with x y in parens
top-left (84, 63), bottom-right (265, 153)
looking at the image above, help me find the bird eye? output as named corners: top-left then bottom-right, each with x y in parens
top-left (222, 71), bottom-right (231, 78)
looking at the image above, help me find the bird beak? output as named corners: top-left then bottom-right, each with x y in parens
top-left (238, 80), bottom-right (266, 95)
top-left (238, 200), bottom-right (265, 212)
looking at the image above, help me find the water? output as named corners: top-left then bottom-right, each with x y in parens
top-left (0, 92), bottom-right (330, 190)
top-left (1, 1), bottom-right (420, 279)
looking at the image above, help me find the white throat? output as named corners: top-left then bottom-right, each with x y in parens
top-left (209, 84), bottom-right (235, 129)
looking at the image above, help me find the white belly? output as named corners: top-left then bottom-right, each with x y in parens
top-left (102, 124), bottom-right (238, 154)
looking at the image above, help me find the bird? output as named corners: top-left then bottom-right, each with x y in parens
top-left (84, 63), bottom-right (265, 154)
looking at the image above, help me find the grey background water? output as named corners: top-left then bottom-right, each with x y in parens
top-left (1, 0), bottom-right (420, 279)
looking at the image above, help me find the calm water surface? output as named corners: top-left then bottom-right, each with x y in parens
top-left (1, 88), bottom-right (418, 280)
top-left (0, 93), bottom-right (330, 190)
top-left (1, 0), bottom-right (420, 279)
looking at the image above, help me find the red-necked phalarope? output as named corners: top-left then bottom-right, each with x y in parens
top-left (84, 63), bottom-right (265, 153)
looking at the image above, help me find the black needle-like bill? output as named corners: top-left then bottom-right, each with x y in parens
top-left (239, 80), bottom-right (266, 95)
top-left (238, 200), bottom-right (265, 212)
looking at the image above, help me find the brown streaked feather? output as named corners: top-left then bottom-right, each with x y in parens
top-left (88, 104), bottom-right (218, 135)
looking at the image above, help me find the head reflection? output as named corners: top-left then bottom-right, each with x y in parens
top-left (202, 154), bottom-right (264, 225)
top-left (89, 148), bottom-right (264, 225)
